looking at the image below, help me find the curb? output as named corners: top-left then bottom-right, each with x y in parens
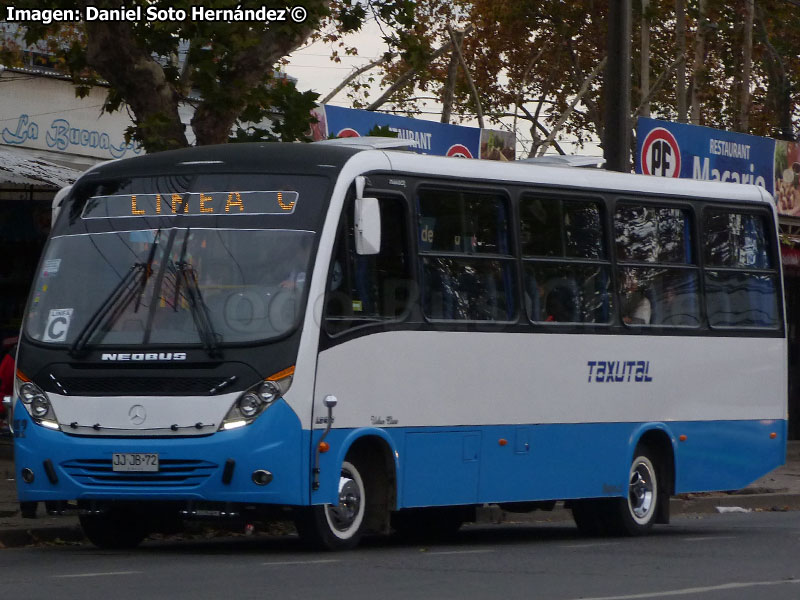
top-left (0, 524), bottom-right (84, 549)
top-left (1, 493), bottom-right (799, 549)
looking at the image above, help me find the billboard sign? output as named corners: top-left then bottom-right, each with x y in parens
top-left (635, 117), bottom-right (775, 195)
top-left (310, 105), bottom-right (515, 161)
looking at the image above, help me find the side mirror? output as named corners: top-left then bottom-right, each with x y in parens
top-left (354, 197), bottom-right (381, 255)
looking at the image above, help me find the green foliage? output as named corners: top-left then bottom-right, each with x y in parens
top-left (0, 0), bottom-right (405, 150)
top-left (366, 124), bottom-right (398, 137)
top-left (231, 81), bottom-right (321, 143)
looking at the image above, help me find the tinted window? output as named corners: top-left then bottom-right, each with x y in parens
top-left (702, 209), bottom-right (778, 329)
top-left (419, 189), bottom-right (516, 322)
top-left (615, 204), bottom-right (691, 264)
top-left (325, 196), bottom-right (411, 334)
top-left (521, 195), bottom-right (612, 324)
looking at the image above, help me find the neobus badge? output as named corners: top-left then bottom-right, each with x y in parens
top-left (101, 352), bottom-right (187, 361)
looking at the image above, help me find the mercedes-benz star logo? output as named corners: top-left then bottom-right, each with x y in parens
top-left (128, 404), bottom-right (147, 426)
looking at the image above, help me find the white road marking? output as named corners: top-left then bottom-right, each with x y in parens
top-left (262, 559), bottom-right (340, 566)
top-left (425, 549), bottom-right (495, 556)
top-left (563, 579), bottom-right (800, 600)
top-left (682, 535), bottom-right (738, 542)
top-left (561, 542), bottom-right (620, 549)
top-left (53, 571), bottom-right (142, 579)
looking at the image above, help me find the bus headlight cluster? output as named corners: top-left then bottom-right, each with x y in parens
top-left (18, 380), bottom-right (59, 428)
top-left (220, 367), bottom-right (294, 431)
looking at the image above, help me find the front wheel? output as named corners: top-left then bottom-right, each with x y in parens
top-left (79, 506), bottom-right (148, 549)
top-left (294, 460), bottom-right (366, 550)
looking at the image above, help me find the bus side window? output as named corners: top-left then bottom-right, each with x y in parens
top-left (521, 196), bottom-right (612, 324)
top-left (419, 188), bottom-right (516, 322)
top-left (703, 210), bottom-right (779, 329)
top-left (614, 203), bottom-right (700, 328)
top-left (324, 195), bottom-right (411, 334)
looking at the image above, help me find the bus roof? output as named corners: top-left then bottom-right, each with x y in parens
top-left (76, 142), bottom-right (772, 207)
top-left (375, 149), bottom-right (772, 205)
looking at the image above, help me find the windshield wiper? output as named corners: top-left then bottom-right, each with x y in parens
top-left (171, 261), bottom-right (222, 358)
top-left (69, 263), bottom-right (146, 357)
top-left (134, 228), bottom-right (162, 312)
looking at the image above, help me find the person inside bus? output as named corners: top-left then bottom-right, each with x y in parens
top-left (545, 283), bottom-right (579, 322)
top-left (621, 273), bottom-right (652, 325)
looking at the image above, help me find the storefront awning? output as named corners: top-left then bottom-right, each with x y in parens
top-left (0, 146), bottom-right (84, 188)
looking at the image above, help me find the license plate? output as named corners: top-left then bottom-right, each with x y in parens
top-left (112, 453), bottom-right (159, 472)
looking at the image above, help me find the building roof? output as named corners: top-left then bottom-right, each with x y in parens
top-left (0, 146), bottom-right (83, 188)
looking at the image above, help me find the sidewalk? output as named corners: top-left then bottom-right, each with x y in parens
top-left (2, 440), bottom-right (800, 548)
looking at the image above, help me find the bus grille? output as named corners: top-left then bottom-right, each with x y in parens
top-left (58, 377), bottom-right (224, 396)
top-left (62, 459), bottom-right (217, 487)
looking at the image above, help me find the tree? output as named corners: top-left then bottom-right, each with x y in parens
top-left (3, 0), bottom-right (413, 151)
top-left (326, 0), bottom-right (800, 156)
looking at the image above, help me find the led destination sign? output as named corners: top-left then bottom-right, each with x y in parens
top-left (82, 190), bottom-right (298, 219)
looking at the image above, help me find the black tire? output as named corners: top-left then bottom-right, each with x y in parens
top-left (391, 506), bottom-right (468, 542)
top-left (572, 446), bottom-right (660, 537)
top-left (79, 507), bottom-right (148, 549)
top-left (294, 460), bottom-right (366, 551)
top-left (571, 499), bottom-right (613, 536)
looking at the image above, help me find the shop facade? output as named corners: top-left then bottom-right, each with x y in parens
top-left (0, 65), bottom-right (140, 343)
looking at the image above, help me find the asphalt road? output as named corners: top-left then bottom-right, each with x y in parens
top-left (3, 512), bottom-right (799, 600)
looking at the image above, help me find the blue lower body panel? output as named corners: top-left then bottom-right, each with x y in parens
top-left (15, 399), bottom-right (786, 509)
top-left (313, 419), bottom-right (786, 508)
top-left (14, 399), bottom-right (309, 506)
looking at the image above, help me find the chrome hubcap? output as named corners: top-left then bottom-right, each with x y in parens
top-left (629, 461), bottom-right (655, 520)
top-left (327, 470), bottom-right (362, 532)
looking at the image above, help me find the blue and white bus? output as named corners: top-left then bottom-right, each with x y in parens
top-left (11, 139), bottom-right (786, 549)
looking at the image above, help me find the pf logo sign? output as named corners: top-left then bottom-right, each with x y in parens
top-left (446, 144), bottom-right (473, 158)
top-left (640, 127), bottom-right (681, 177)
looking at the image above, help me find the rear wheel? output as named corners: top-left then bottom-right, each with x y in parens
top-left (391, 506), bottom-right (470, 541)
top-left (295, 460), bottom-right (366, 550)
top-left (79, 506), bottom-right (148, 549)
top-left (572, 445), bottom-right (660, 537)
top-left (617, 449), bottom-right (658, 535)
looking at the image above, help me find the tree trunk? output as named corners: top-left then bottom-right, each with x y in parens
top-left (84, 21), bottom-right (187, 151)
top-left (756, 4), bottom-right (794, 139)
top-left (441, 29), bottom-right (463, 124)
top-left (191, 20), bottom-right (321, 146)
top-left (738, 0), bottom-right (754, 132)
top-left (537, 57), bottom-right (607, 156)
top-left (447, 25), bottom-right (483, 128)
top-left (689, 0), bottom-right (707, 125)
top-left (675, 0), bottom-right (687, 123)
top-left (641, 0), bottom-right (650, 118)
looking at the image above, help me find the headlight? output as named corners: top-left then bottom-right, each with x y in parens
top-left (16, 378), bottom-right (59, 429)
top-left (220, 366), bottom-right (294, 430)
top-left (31, 395), bottom-right (50, 418)
top-left (20, 382), bottom-right (39, 404)
top-left (238, 392), bottom-right (262, 418)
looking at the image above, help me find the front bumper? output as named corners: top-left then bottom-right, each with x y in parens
top-left (13, 398), bottom-right (308, 506)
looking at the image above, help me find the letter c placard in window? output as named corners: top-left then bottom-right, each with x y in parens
top-left (82, 191), bottom-right (299, 219)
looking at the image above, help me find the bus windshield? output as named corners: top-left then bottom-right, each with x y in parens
top-left (25, 227), bottom-right (314, 348)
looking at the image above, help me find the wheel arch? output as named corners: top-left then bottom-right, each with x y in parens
top-left (334, 428), bottom-right (399, 533)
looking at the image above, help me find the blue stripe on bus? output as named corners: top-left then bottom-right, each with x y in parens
top-left (14, 399), bottom-right (784, 508)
